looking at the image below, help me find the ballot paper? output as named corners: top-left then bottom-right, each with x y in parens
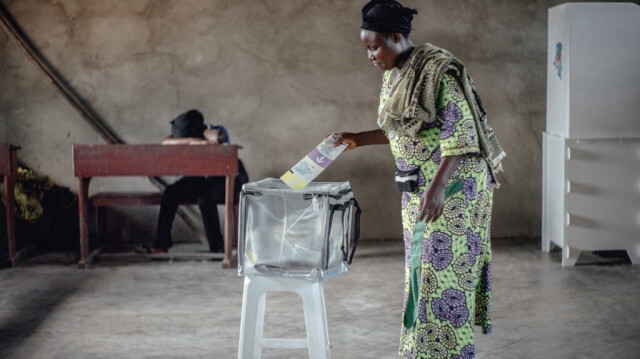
top-left (280, 134), bottom-right (348, 190)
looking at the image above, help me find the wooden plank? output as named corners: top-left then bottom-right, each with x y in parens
top-left (91, 192), bottom-right (163, 206)
top-left (73, 144), bottom-right (238, 177)
top-left (90, 193), bottom-right (205, 207)
top-left (98, 251), bottom-right (225, 261)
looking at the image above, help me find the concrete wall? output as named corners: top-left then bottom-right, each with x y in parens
top-left (0, 0), bottom-right (610, 242)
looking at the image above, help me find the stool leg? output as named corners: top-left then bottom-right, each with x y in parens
top-left (301, 282), bottom-right (331, 359)
top-left (238, 276), bottom-right (266, 359)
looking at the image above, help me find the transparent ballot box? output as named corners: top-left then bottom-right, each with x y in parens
top-left (238, 178), bottom-right (361, 282)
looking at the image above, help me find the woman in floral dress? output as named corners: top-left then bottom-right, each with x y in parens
top-left (333, 1), bottom-right (505, 358)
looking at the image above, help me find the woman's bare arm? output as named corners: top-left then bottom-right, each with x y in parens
top-left (333, 129), bottom-right (389, 151)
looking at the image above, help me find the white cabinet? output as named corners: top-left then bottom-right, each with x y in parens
top-left (542, 134), bottom-right (640, 265)
top-left (543, 3), bottom-right (640, 265)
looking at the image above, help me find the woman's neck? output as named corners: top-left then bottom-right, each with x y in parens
top-left (394, 42), bottom-right (415, 70)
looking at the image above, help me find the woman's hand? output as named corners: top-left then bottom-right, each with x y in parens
top-left (419, 181), bottom-right (445, 222)
top-left (419, 154), bottom-right (462, 222)
top-left (332, 132), bottom-right (359, 151)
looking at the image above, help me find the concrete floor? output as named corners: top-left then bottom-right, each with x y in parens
top-left (0, 238), bottom-right (639, 359)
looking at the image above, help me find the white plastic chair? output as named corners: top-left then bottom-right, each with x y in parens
top-left (238, 275), bottom-right (331, 359)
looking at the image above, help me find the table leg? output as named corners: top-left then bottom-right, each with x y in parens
top-left (222, 175), bottom-right (236, 269)
top-left (77, 177), bottom-right (91, 268)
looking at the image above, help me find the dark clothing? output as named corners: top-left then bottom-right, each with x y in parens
top-left (154, 160), bottom-right (248, 252)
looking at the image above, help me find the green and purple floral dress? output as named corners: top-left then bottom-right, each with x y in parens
top-left (380, 72), bottom-right (493, 359)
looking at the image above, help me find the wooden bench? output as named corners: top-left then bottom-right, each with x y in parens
top-left (89, 192), bottom-right (239, 248)
top-left (0, 143), bottom-right (24, 266)
top-left (72, 144), bottom-right (239, 268)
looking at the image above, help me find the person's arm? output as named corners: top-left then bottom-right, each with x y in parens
top-left (419, 154), bottom-right (461, 222)
top-left (333, 129), bottom-right (389, 151)
top-left (203, 129), bottom-right (227, 144)
top-left (161, 136), bottom-right (210, 145)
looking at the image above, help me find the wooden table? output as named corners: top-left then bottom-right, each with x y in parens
top-left (0, 143), bottom-right (22, 266)
top-left (72, 144), bottom-right (239, 268)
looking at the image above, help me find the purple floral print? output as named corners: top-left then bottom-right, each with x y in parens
top-left (431, 289), bottom-right (469, 328)
top-left (431, 231), bottom-right (452, 249)
top-left (396, 158), bottom-right (412, 171)
top-left (423, 231), bottom-right (454, 270)
top-left (481, 263), bottom-right (492, 292)
top-left (450, 306), bottom-right (470, 328)
top-left (463, 177), bottom-right (477, 201)
top-left (418, 298), bottom-right (427, 322)
top-left (466, 230), bottom-right (482, 259)
top-left (452, 344), bottom-right (475, 359)
top-left (439, 102), bottom-right (462, 139)
top-left (442, 289), bottom-right (466, 307)
top-left (431, 147), bottom-right (441, 165)
top-left (402, 192), bottom-right (411, 209)
top-left (431, 298), bottom-right (449, 321)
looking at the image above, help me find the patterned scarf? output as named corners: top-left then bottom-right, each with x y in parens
top-left (378, 43), bottom-right (506, 185)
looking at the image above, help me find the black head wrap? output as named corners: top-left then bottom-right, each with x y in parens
top-left (170, 109), bottom-right (206, 138)
top-left (361, 0), bottom-right (418, 34)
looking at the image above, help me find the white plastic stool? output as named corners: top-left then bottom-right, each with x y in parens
top-left (238, 275), bottom-right (331, 359)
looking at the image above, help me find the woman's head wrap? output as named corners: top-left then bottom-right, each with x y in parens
top-left (361, 0), bottom-right (418, 34)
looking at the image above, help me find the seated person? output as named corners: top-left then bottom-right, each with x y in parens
top-left (136, 109), bottom-right (248, 254)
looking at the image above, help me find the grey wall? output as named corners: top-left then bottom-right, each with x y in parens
top-left (0, 0), bottom-right (610, 242)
